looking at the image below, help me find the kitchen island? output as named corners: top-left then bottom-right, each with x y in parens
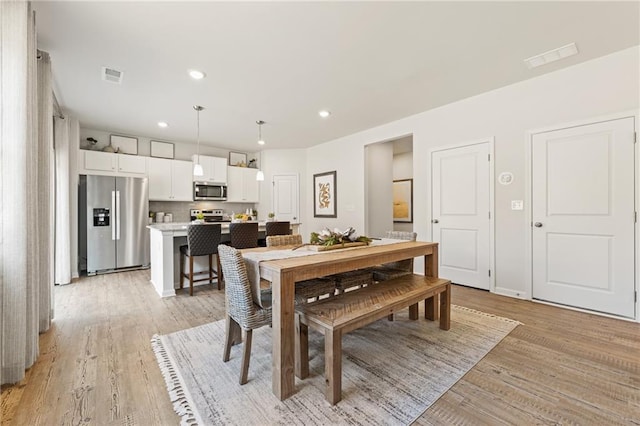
top-left (147, 222), bottom-right (300, 297)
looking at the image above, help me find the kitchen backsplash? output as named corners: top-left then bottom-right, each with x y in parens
top-left (149, 201), bottom-right (256, 223)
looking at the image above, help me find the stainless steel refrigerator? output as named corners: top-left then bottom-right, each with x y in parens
top-left (80, 175), bottom-right (150, 275)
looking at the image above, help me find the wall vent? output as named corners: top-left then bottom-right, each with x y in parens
top-left (102, 67), bottom-right (123, 84)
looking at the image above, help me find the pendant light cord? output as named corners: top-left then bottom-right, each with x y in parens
top-left (194, 105), bottom-right (204, 164)
top-left (196, 107), bottom-right (201, 163)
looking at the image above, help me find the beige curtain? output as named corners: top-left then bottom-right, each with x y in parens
top-left (1, 1), bottom-right (54, 385)
top-left (54, 115), bottom-right (80, 284)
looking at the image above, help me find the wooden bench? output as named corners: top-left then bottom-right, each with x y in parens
top-left (295, 273), bottom-right (451, 405)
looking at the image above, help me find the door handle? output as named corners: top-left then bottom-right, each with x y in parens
top-left (534, 222), bottom-right (543, 228)
top-left (432, 219), bottom-right (439, 224)
top-left (116, 191), bottom-right (121, 240)
top-left (111, 191), bottom-right (116, 240)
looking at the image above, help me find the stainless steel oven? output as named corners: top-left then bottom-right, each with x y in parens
top-left (193, 181), bottom-right (227, 201)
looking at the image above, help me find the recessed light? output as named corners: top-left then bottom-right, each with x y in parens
top-left (257, 139), bottom-right (265, 145)
top-left (157, 121), bottom-right (168, 128)
top-left (524, 42), bottom-right (578, 69)
top-left (188, 69), bottom-right (206, 80)
top-left (319, 110), bottom-right (331, 118)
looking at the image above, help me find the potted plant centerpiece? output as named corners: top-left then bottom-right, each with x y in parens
top-left (268, 212), bottom-right (275, 222)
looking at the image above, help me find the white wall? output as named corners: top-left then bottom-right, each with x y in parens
top-left (258, 148), bottom-right (308, 233)
top-left (365, 142), bottom-right (394, 237)
top-left (393, 151), bottom-right (414, 233)
top-left (305, 46), bottom-right (640, 296)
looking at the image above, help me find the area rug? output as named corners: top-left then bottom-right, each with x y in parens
top-left (151, 305), bottom-right (520, 425)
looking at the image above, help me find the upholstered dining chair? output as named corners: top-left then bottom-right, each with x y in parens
top-left (371, 231), bottom-right (418, 281)
top-left (179, 224), bottom-right (222, 296)
top-left (265, 221), bottom-right (291, 237)
top-left (266, 234), bottom-right (336, 303)
top-left (229, 222), bottom-right (259, 249)
top-left (218, 244), bottom-right (272, 385)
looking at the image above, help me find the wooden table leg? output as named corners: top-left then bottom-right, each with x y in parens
top-left (424, 247), bottom-right (440, 321)
top-left (439, 284), bottom-right (451, 330)
top-left (409, 303), bottom-right (419, 320)
top-left (325, 329), bottom-right (342, 405)
top-left (425, 296), bottom-right (436, 321)
top-left (271, 271), bottom-right (296, 400)
top-left (295, 314), bottom-right (309, 379)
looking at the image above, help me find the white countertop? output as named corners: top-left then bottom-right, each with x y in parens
top-left (147, 221), bottom-right (300, 234)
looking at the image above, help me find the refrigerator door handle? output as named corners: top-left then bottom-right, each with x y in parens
top-left (116, 190), bottom-right (121, 240)
top-left (111, 190), bottom-right (116, 240)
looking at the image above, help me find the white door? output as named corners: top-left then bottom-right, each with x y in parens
top-left (432, 142), bottom-right (491, 290)
top-left (272, 174), bottom-right (299, 222)
top-left (532, 117), bottom-right (635, 318)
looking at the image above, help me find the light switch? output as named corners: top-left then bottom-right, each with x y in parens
top-left (511, 200), bottom-right (524, 210)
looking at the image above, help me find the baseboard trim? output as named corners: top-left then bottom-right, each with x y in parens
top-left (493, 286), bottom-right (527, 299)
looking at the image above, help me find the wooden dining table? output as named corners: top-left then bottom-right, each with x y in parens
top-left (253, 240), bottom-right (440, 401)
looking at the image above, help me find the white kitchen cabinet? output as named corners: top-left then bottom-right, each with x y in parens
top-left (117, 154), bottom-right (147, 174)
top-left (148, 158), bottom-right (193, 201)
top-left (83, 150), bottom-right (116, 172)
top-left (192, 155), bottom-right (227, 183)
top-left (81, 150), bottom-right (146, 176)
top-left (226, 166), bottom-right (259, 203)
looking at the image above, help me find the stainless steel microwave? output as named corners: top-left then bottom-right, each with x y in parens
top-left (193, 182), bottom-right (227, 201)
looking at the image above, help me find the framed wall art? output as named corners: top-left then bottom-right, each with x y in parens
top-left (229, 151), bottom-right (247, 166)
top-left (110, 135), bottom-right (138, 155)
top-left (313, 171), bottom-right (337, 218)
top-left (393, 179), bottom-right (413, 223)
top-left (150, 140), bottom-right (175, 159)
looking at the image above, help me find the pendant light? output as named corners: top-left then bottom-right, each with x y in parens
top-left (193, 105), bottom-right (204, 176)
top-left (255, 120), bottom-right (265, 181)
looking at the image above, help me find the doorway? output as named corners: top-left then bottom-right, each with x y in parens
top-left (364, 136), bottom-right (413, 238)
top-left (272, 173), bottom-right (299, 223)
top-left (431, 140), bottom-right (493, 290)
top-left (530, 116), bottom-right (636, 318)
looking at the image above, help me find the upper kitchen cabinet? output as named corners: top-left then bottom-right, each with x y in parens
top-left (148, 157), bottom-right (193, 201)
top-left (80, 150), bottom-right (147, 176)
top-left (226, 166), bottom-right (259, 203)
top-left (191, 155), bottom-right (227, 183)
top-left (117, 154), bottom-right (147, 174)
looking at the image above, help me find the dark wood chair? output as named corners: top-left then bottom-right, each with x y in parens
top-left (179, 224), bottom-right (222, 296)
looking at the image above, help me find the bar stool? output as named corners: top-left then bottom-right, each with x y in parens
top-left (229, 222), bottom-right (259, 249)
top-left (265, 221), bottom-right (291, 237)
top-left (179, 224), bottom-right (222, 296)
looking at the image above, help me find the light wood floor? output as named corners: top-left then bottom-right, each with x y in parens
top-left (1, 270), bottom-right (638, 425)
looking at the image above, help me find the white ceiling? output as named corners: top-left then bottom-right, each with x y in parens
top-left (33, 1), bottom-right (639, 152)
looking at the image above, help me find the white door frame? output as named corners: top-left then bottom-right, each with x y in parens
top-left (525, 110), bottom-right (639, 322)
top-left (428, 137), bottom-right (495, 292)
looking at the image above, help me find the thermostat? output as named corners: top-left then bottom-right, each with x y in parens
top-left (498, 172), bottom-right (514, 185)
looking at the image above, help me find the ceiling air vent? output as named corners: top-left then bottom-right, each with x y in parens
top-left (101, 66), bottom-right (123, 84)
top-left (524, 42), bottom-right (578, 69)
